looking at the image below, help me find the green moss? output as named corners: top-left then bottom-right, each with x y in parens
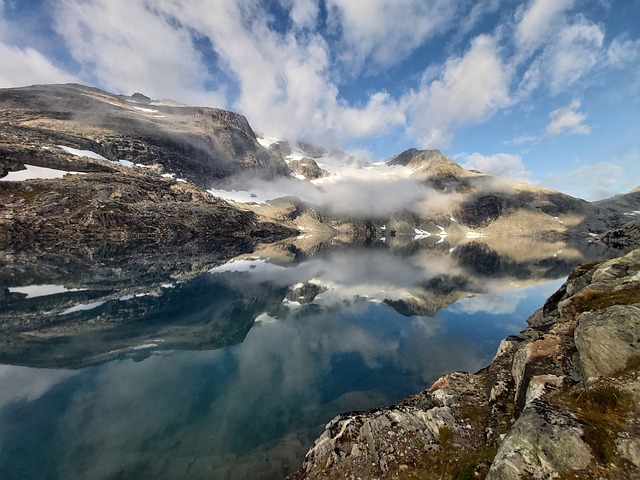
top-left (571, 285), bottom-right (640, 315)
top-left (449, 447), bottom-right (497, 480)
top-left (552, 385), bottom-right (633, 466)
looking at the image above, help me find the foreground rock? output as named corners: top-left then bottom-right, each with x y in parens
top-left (289, 248), bottom-right (640, 479)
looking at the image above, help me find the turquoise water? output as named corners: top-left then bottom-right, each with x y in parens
top-left (0, 243), bottom-right (596, 479)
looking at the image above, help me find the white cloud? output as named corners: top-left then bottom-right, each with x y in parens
top-left (542, 159), bottom-right (638, 201)
top-left (546, 17), bottom-right (604, 92)
top-left (52, 0), bottom-right (226, 106)
top-left (545, 99), bottom-right (591, 136)
top-left (606, 37), bottom-right (640, 68)
top-left (0, 43), bottom-right (78, 88)
top-left (458, 152), bottom-right (532, 181)
top-left (514, 0), bottom-right (575, 54)
top-left (325, 0), bottom-right (457, 75)
top-left (403, 34), bottom-right (512, 147)
top-left (280, 0), bottom-right (320, 29)
top-left (138, 0), bottom-right (406, 148)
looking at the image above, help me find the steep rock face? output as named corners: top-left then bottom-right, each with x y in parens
top-left (0, 83), bottom-right (289, 186)
top-left (288, 158), bottom-right (330, 180)
top-left (290, 248), bottom-right (640, 479)
top-left (387, 148), bottom-right (471, 192)
top-left (0, 169), bottom-right (295, 245)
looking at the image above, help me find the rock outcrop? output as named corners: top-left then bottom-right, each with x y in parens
top-left (289, 248), bottom-right (640, 479)
top-left (0, 168), bottom-right (294, 246)
top-left (598, 219), bottom-right (640, 251)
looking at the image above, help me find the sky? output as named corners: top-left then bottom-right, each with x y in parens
top-left (0, 0), bottom-right (639, 200)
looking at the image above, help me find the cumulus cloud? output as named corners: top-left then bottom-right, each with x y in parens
top-left (0, 0), bottom-right (637, 187)
top-left (606, 36), bottom-right (640, 68)
top-left (514, 0), bottom-right (576, 54)
top-left (325, 0), bottom-right (457, 74)
top-left (514, 1), bottom-right (607, 94)
top-left (545, 17), bottom-right (604, 92)
top-left (545, 99), bottom-right (591, 136)
top-left (52, 0), bottom-right (226, 106)
top-left (0, 42), bottom-right (78, 88)
top-left (458, 153), bottom-right (532, 181)
top-left (403, 34), bottom-right (512, 147)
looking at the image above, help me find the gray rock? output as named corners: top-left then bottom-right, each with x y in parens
top-left (487, 399), bottom-right (592, 479)
top-left (575, 305), bottom-right (640, 384)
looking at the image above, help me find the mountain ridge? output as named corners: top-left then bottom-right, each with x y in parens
top-left (2, 82), bottom-right (639, 248)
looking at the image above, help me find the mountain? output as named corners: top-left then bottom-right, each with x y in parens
top-left (0, 83), bottom-right (288, 187)
top-left (246, 141), bottom-right (640, 242)
top-left (0, 83), bottom-right (298, 254)
top-left (2, 83), bottom-right (639, 252)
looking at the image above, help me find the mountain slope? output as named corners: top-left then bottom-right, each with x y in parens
top-left (0, 83), bottom-right (289, 187)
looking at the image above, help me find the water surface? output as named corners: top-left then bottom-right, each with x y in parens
top-left (0, 240), bottom-right (614, 479)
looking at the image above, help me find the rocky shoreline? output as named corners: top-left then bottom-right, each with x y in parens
top-left (289, 247), bottom-right (640, 479)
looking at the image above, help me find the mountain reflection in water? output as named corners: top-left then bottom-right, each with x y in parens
top-left (0, 240), bottom-right (616, 480)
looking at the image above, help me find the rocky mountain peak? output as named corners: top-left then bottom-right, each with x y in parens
top-left (386, 148), bottom-right (468, 178)
top-left (387, 148), bottom-right (440, 167)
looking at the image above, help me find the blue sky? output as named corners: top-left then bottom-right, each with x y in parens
top-left (0, 0), bottom-right (638, 200)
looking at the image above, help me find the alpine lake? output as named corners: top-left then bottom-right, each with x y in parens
top-left (0, 236), bottom-right (617, 480)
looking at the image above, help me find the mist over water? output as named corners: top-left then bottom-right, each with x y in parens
top-left (0, 242), bottom-right (613, 479)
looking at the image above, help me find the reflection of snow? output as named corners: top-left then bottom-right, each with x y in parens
top-left (209, 258), bottom-right (288, 274)
top-left (9, 284), bottom-right (86, 298)
top-left (465, 232), bottom-right (487, 238)
top-left (59, 301), bottom-right (106, 315)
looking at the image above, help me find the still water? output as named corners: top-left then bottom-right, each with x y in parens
top-left (0, 240), bottom-right (612, 479)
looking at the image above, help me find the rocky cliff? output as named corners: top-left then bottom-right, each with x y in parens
top-left (289, 248), bottom-right (640, 479)
top-left (0, 83), bottom-right (289, 186)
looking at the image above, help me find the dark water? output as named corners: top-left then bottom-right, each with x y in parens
top-left (0, 241), bottom-right (614, 479)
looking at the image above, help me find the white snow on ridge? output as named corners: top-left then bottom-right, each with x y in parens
top-left (466, 232), bottom-right (487, 238)
top-left (58, 145), bottom-right (108, 161)
top-left (208, 188), bottom-right (269, 204)
top-left (1, 164), bottom-right (85, 181)
top-left (132, 106), bottom-right (159, 113)
top-left (256, 135), bottom-right (281, 149)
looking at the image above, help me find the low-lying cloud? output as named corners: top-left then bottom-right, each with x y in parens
top-left (220, 166), bottom-right (465, 218)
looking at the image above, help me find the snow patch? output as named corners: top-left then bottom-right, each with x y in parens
top-left (256, 135), bottom-right (281, 148)
top-left (1, 164), bottom-right (85, 181)
top-left (58, 145), bottom-right (108, 161)
top-left (131, 106), bottom-right (159, 113)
